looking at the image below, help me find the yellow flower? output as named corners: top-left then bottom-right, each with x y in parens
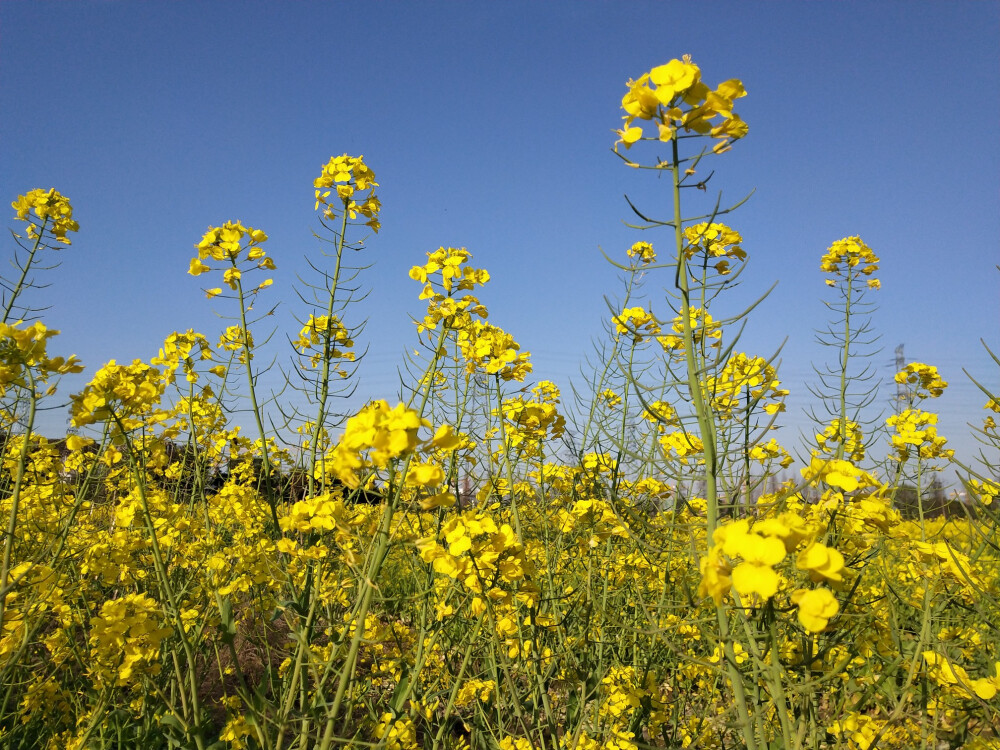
top-left (69, 358), bottom-right (168, 428)
top-left (729, 533), bottom-right (786, 600)
top-left (886, 408), bottom-right (952, 463)
top-left (0, 320), bottom-right (83, 397)
top-left (223, 267), bottom-right (242, 290)
top-left (698, 547), bottom-right (732, 604)
top-left (405, 462), bottom-right (444, 487)
top-left (314, 154), bottom-right (381, 231)
top-left (800, 455), bottom-right (876, 492)
top-left (617, 57), bottom-right (746, 154)
top-left (613, 306), bottom-right (660, 342)
top-left (374, 713), bottom-right (417, 750)
top-left (419, 492), bottom-right (456, 510)
top-left (967, 478), bottom-right (1000, 506)
top-left (328, 400), bottom-right (428, 487)
top-left (683, 222), bottom-right (746, 266)
top-left (796, 542), bottom-right (846, 583)
top-left (895, 362), bottom-right (948, 399)
top-left (192, 221), bottom-right (274, 280)
top-left (65, 435), bottom-right (93, 452)
top-left (617, 125), bottom-right (644, 147)
top-left (792, 588), bottom-right (839, 632)
top-left (820, 236), bottom-right (879, 277)
top-left (188, 257), bottom-right (211, 276)
top-left (11, 188), bottom-right (79, 244)
top-left (626, 241), bottom-right (656, 263)
top-left (88, 593), bottom-right (172, 686)
top-left (456, 321), bottom-right (532, 382)
top-left (648, 58), bottom-right (701, 102)
top-left (659, 430), bottom-right (703, 460)
top-left (429, 423), bottom-right (463, 452)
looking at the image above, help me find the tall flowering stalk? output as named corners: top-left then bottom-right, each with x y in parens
top-left (613, 56), bottom-right (769, 749)
top-left (189, 220), bottom-right (279, 527)
top-left (297, 154), bottom-right (381, 498)
top-left (807, 236), bottom-right (882, 464)
top-left (4, 189), bottom-right (79, 324)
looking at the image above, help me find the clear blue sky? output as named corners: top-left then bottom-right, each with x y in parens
top-left (2, 1), bottom-right (998, 476)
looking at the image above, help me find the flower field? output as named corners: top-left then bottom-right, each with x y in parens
top-left (1, 57), bottom-right (999, 750)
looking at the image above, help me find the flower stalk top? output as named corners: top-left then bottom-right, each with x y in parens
top-left (615, 56), bottom-right (748, 156)
top-left (313, 154), bottom-right (381, 233)
top-left (188, 220), bottom-right (275, 298)
top-left (11, 188), bottom-right (79, 245)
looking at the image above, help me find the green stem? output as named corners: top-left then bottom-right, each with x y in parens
top-left (0, 372), bottom-right (38, 627)
top-left (835, 270), bottom-right (854, 461)
top-left (233, 272), bottom-right (281, 534)
top-left (308, 208), bottom-right (352, 498)
top-left (493, 374), bottom-right (523, 542)
top-left (669, 137), bottom-right (757, 750)
top-left (3, 216), bottom-right (49, 324)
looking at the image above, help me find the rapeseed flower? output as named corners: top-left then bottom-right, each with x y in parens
top-left (11, 188), bottom-right (79, 244)
top-left (792, 587), bottom-right (839, 632)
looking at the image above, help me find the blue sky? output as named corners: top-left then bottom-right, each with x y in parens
top-left (2, 1), bottom-right (998, 477)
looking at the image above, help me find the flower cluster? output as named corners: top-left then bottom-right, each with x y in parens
top-left (659, 430), bottom-right (704, 461)
top-left (821, 236), bottom-right (880, 290)
top-left (11, 188), bottom-right (79, 244)
top-left (657, 307), bottom-right (722, 352)
top-left (815, 419), bottom-right (866, 463)
top-left (0, 321), bottom-right (82, 396)
top-left (800, 455), bottom-right (879, 493)
top-left (749, 437), bottom-right (794, 468)
top-left (700, 515), bottom-right (844, 632)
top-left (293, 314), bottom-right (355, 371)
top-left (683, 222), bottom-right (746, 275)
top-left (886, 408), bottom-right (953, 464)
top-left (895, 362), bottom-right (948, 400)
top-left (321, 400), bottom-right (427, 487)
top-left (374, 713), bottom-right (417, 750)
top-left (218, 325), bottom-right (254, 364)
top-left (820, 236), bottom-right (879, 277)
top-left (498, 381), bottom-right (565, 455)
top-left (613, 306), bottom-right (660, 343)
top-left (705, 352), bottom-right (786, 418)
top-left (616, 56), bottom-right (748, 155)
top-left (456, 321), bottom-right (532, 382)
top-left (640, 400), bottom-right (678, 431)
top-left (189, 220), bottom-right (275, 298)
top-left (87, 593), bottom-right (172, 687)
top-left (626, 240), bottom-right (656, 264)
top-left (150, 329), bottom-right (213, 384)
top-left (416, 509), bottom-right (534, 605)
top-left (409, 247), bottom-right (490, 334)
top-left (314, 154), bottom-right (381, 232)
top-left (69, 358), bottom-right (169, 429)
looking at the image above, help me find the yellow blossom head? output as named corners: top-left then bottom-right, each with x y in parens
top-left (314, 154), bottom-right (381, 232)
top-left (616, 57), bottom-right (747, 156)
top-left (11, 188), bottom-right (79, 245)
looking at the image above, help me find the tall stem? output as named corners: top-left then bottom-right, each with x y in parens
top-left (669, 137), bottom-right (757, 750)
top-left (0, 372), bottom-right (37, 627)
top-left (308, 208), bottom-right (351, 498)
top-left (2, 216), bottom-right (49, 324)
top-left (234, 272), bottom-right (281, 533)
top-left (835, 272), bottom-right (854, 460)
